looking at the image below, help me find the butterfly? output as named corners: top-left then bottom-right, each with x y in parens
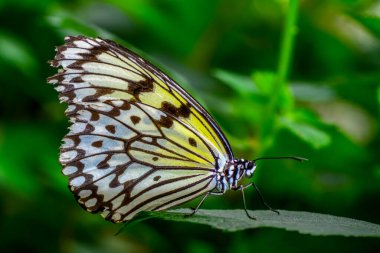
top-left (48, 36), bottom-right (304, 223)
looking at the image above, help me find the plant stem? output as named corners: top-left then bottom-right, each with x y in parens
top-left (277, 0), bottom-right (299, 88)
top-left (259, 0), bottom-right (299, 151)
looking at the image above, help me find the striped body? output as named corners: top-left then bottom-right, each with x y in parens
top-left (48, 36), bottom-right (255, 222)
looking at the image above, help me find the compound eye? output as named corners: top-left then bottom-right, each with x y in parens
top-left (245, 162), bottom-right (256, 177)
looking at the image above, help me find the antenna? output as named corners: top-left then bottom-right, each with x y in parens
top-left (253, 156), bottom-right (308, 162)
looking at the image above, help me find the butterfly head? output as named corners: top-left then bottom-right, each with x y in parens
top-left (231, 159), bottom-right (257, 178)
top-left (244, 160), bottom-right (256, 178)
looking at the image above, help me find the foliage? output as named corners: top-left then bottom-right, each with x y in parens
top-left (0, 0), bottom-right (380, 252)
top-left (145, 209), bottom-right (380, 236)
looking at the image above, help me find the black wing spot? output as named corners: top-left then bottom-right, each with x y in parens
top-left (71, 76), bottom-right (84, 82)
top-left (91, 140), bottom-right (103, 148)
top-left (153, 176), bottom-right (161, 181)
top-left (155, 115), bottom-right (173, 128)
top-left (130, 115), bottom-right (141, 125)
top-left (90, 111), bottom-right (100, 121)
top-left (96, 154), bottom-right (113, 169)
top-left (161, 101), bottom-right (177, 115)
top-left (84, 123), bottom-right (95, 133)
top-left (188, 137), bottom-right (197, 147)
top-left (83, 88), bottom-right (114, 102)
top-left (118, 101), bottom-right (132, 111)
top-left (178, 104), bottom-right (191, 118)
top-left (128, 77), bottom-right (154, 96)
top-left (105, 125), bottom-right (116, 134)
top-left (161, 101), bottom-right (191, 118)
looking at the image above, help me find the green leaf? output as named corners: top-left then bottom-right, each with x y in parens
top-left (253, 71), bottom-right (294, 111)
top-left (252, 71), bottom-right (276, 95)
top-left (213, 69), bottom-right (256, 95)
top-left (292, 82), bottom-right (336, 102)
top-left (0, 31), bottom-right (39, 76)
top-left (281, 118), bottom-right (331, 149)
top-left (46, 11), bottom-right (113, 39)
top-left (144, 209), bottom-right (380, 237)
top-left (280, 110), bottom-right (331, 149)
top-left (350, 13), bottom-right (380, 39)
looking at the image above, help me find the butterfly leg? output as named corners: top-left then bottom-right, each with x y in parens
top-left (185, 192), bottom-right (210, 218)
top-left (252, 182), bottom-right (279, 215)
top-left (185, 191), bottom-right (224, 218)
top-left (238, 183), bottom-right (256, 220)
top-left (238, 183), bottom-right (280, 220)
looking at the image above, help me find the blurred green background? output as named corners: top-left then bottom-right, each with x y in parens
top-left (1, 0), bottom-right (380, 252)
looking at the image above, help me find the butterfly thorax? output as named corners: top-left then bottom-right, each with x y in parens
top-left (216, 159), bottom-right (256, 193)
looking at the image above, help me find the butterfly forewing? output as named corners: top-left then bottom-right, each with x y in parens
top-left (48, 36), bottom-right (232, 222)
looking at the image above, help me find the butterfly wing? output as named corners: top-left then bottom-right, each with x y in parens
top-left (48, 36), bottom-right (233, 222)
